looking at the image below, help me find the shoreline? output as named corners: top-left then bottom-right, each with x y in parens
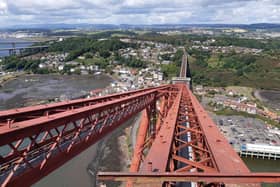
top-left (0, 71), bottom-right (115, 88)
top-left (0, 72), bottom-right (25, 87)
top-left (105, 72), bottom-right (119, 83)
top-left (254, 89), bottom-right (280, 112)
top-left (87, 117), bottom-right (136, 187)
top-left (0, 72), bottom-right (114, 110)
top-left (0, 71), bottom-right (116, 86)
top-left (254, 89), bottom-right (268, 102)
top-left (29, 73), bottom-right (115, 187)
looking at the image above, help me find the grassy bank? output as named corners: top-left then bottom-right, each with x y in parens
top-left (189, 52), bottom-right (280, 90)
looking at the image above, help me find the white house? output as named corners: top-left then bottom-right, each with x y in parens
top-left (158, 72), bottom-right (163, 81)
top-left (162, 60), bottom-right (171, 65)
top-left (39, 63), bottom-right (46, 69)
top-left (58, 65), bottom-right (64, 71)
top-left (78, 56), bottom-right (85, 60)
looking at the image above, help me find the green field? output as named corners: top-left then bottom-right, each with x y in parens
top-left (190, 54), bottom-right (280, 90)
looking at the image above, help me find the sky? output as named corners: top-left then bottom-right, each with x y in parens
top-left (0, 0), bottom-right (280, 27)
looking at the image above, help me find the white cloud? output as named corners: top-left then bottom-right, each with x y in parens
top-left (0, 0), bottom-right (279, 27)
top-left (0, 0), bottom-right (7, 15)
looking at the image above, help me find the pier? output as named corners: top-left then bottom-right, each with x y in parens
top-left (239, 144), bottom-right (280, 160)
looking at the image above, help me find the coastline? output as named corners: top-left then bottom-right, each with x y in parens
top-left (87, 117), bottom-right (137, 187)
top-left (86, 73), bottom-right (140, 187)
top-left (29, 73), bottom-right (115, 187)
top-left (26, 72), bottom-right (125, 187)
top-left (0, 72), bottom-right (115, 88)
top-left (0, 72), bottom-right (114, 110)
top-left (0, 72), bottom-right (25, 87)
top-left (254, 89), bottom-right (280, 112)
top-left (254, 89), bottom-right (267, 102)
top-left (105, 72), bottom-right (119, 82)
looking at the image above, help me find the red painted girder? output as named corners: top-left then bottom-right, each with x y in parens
top-left (172, 154), bottom-right (216, 173)
top-left (0, 88), bottom-right (160, 145)
top-left (155, 97), bottom-right (167, 134)
top-left (4, 106), bottom-right (144, 187)
top-left (185, 86), bottom-right (250, 173)
top-left (0, 87), bottom-right (170, 187)
top-left (129, 109), bottom-right (150, 172)
top-left (97, 172), bottom-right (280, 184)
top-left (127, 108), bottom-right (150, 187)
top-left (140, 85), bottom-right (182, 172)
top-left (0, 85), bottom-right (170, 124)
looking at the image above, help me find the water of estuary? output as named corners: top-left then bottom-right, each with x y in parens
top-left (242, 157), bottom-right (280, 187)
top-left (0, 38), bottom-right (32, 57)
top-left (0, 74), bottom-right (112, 110)
top-left (257, 90), bottom-right (280, 111)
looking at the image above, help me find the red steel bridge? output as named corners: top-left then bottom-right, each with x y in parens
top-left (0, 52), bottom-right (279, 187)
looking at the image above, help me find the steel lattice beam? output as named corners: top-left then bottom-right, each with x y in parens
top-left (0, 85), bottom-right (175, 187)
top-left (98, 84), bottom-right (280, 187)
top-left (0, 85), bottom-right (169, 125)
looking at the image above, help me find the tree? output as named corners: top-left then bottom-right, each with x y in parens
top-left (99, 50), bottom-right (111, 58)
top-left (84, 52), bottom-right (93, 59)
top-left (161, 64), bottom-right (179, 79)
